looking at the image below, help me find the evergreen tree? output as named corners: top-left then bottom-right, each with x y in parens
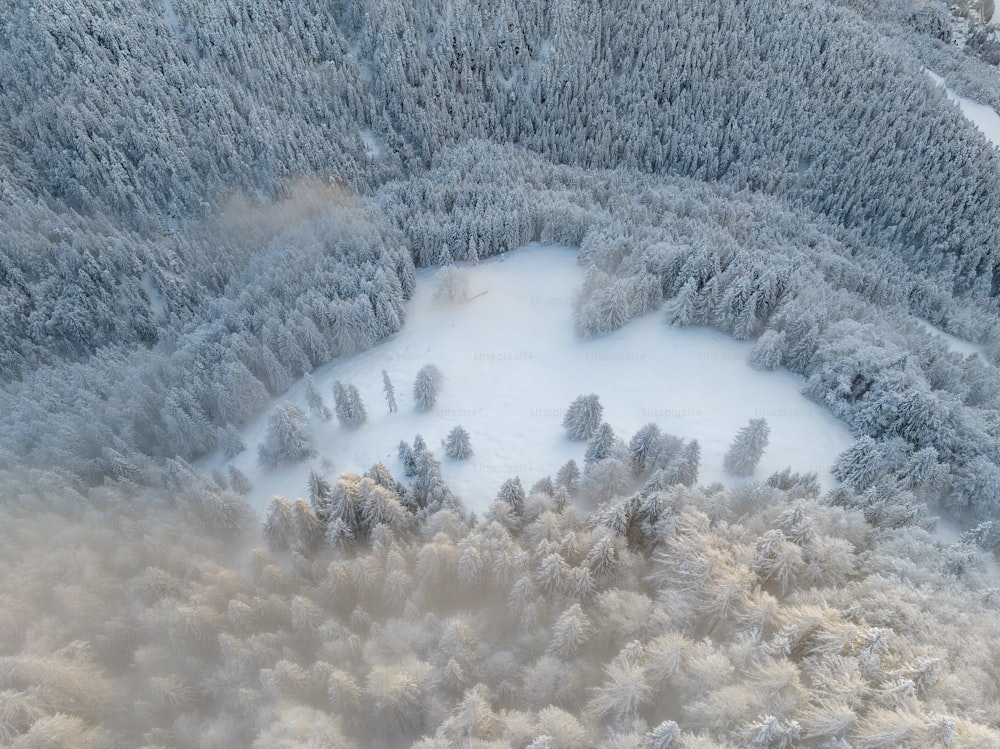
top-left (413, 364), bottom-right (444, 412)
top-left (585, 422), bottom-right (618, 468)
top-left (228, 465), bottom-right (253, 496)
top-left (258, 403), bottom-right (315, 468)
top-left (562, 394), bottom-right (604, 441)
top-left (305, 373), bottom-right (332, 420)
top-left (723, 418), bottom-right (771, 477)
top-left (333, 381), bottom-right (367, 428)
top-left (832, 436), bottom-right (883, 491)
top-left (497, 477), bottom-right (527, 515)
top-left (443, 426), bottom-right (473, 460)
top-left (220, 424), bottom-right (246, 459)
top-left (664, 278), bottom-right (701, 327)
top-left (398, 440), bottom-right (418, 477)
top-left (556, 459), bottom-right (581, 494)
top-left (382, 369), bottom-right (398, 413)
top-left (308, 468), bottom-right (333, 518)
top-left (628, 423), bottom-right (662, 475)
top-left (263, 496), bottom-right (295, 551)
top-left (749, 330), bottom-right (785, 371)
top-left (664, 440), bottom-right (700, 487)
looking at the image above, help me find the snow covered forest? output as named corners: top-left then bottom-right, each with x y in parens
top-left (3, 0), bottom-right (1000, 745)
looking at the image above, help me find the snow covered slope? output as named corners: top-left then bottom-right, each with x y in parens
top-left (219, 245), bottom-right (853, 514)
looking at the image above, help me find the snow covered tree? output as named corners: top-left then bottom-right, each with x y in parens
top-left (263, 496), bottom-right (295, 551)
top-left (382, 369), bottom-right (397, 413)
top-left (333, 381), bottom-right (367, 428)
top-left (556, 459), bottom-right (581, 494)
top-left (723, 418), bottom-right (771, 477)
top-left (228, 465), bottom-right (253, 496)
top-left (832, 436), bottom-right (882, 491)
top-left (258, 403), bottom-right (315, 467)
top-left (629, 423), bottom-right (662, 475)
top-left (442, 426), bottom-right (473, 460)
top-left (585, 422), bottom-right (619, 468)
top-left (497, 477), bottom-right (526, 515)
top-left (664, 278), bottom-right (702, 327)
top-left (220, 424), bottom-right (246, 458)
top-left (304, 373), bottom-right (331, 420)
top-left (664, 440), bottom-right (700, 487)
top-left (399, 440), bottom-right (418, 477)
top-left (749, 330), bottom-right (786, 371)
top-left (308, 468), bottom-right (333, 518)
top-left (562, 394), bottom-right (603, 441)
top-left (414, 364), bottom-right (444, 412)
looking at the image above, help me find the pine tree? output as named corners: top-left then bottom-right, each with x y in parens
top-left (413, 364), bottom-right (444, 412)
top-left (220, 424), bottom-right (246, 458)
top-left (258, 403), bottom-right (315, 467)
top-left (628, 423), bottom-right (662, 475)
top-left (749, 330), bottom-right (785, 371)
top-left (308, 468), bottom-right (333, 518)
top-left (497, 477), bottom-right (526, 515)
top-left (263, 496), bottom-right (295, 551)
top-left (556, 459), bottom-right (581, 494)
top-left (305, 373), bottom-right (332, 420)
top-left (664, 440), bottom-right (700, 487)
top-left (723, 418), bottom-right (771, 477)
top-left (333, 381), bottom-right (367, 428)
top-left (664, 278), bottom-right (700, 326)
top-left (585, 422), bottom-right (618, 468)
top-left (443, 425), bottom-right (473, 460)
top-left (562, 394), bottom-right (603, 440)
top-left (382, 369), bottom-right (397, 413)
top-left (228, 465), bottom-right (253, 495)
top-left (398, 440), bottom-right (418, 477)
top-left (832, 436), bottom-right (882, 491)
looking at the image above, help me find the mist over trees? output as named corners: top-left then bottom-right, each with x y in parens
top-left (2, 0), bottom-right (1000, 745)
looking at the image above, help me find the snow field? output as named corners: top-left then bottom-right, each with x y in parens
top-left (222, 244), bottom-right (855, 515)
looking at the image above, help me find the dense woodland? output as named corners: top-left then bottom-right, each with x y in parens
top-left (3, 0), bottom-right (1000, 745)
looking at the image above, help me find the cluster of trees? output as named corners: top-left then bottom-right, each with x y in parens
top-left (3, 448), bottom-right (1000, 747)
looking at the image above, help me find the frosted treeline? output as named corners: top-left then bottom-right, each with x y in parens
top-left (3, 0), bottom-right (1000, 745)
top-left (2, 465), bottom-right (999, 747)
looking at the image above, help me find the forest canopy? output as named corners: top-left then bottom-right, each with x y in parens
top-left (2, 0), bottom-right (1000, 746)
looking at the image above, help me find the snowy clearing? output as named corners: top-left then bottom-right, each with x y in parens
top-left (219, 244), bottom-right (853, 515)
top-left (916, 317), bottom-right (985, 358)
top-left (927, 70), bottom-right (1000, 148)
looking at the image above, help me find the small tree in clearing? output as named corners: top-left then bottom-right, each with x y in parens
top-left (563, 394), bottom-right (603, 440)
top-left (723, 418), bottom-right (770, 477)
top-left (258, 403), bottom-right (315, 467)
top-left (333, 381), bottom-right (367, 428)
top-left (443, 426), bottom-right (473, 460)
top-left (414, 364), bottom-right (444, 412)
top-left (304, 373), bottom-right (331, 420)
top-left (382, 370), bottom-right (397, 413)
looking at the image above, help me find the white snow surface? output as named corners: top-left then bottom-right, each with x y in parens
top-left (927, 70), bottom-right (1000, 148)
top-left (218, 244), bottom-right (853, 515)
top-left (915, 318), bottom-right (984, 358)
top-left (359, 129), bottom-right (382, 158)
top-left (161, 0), bottom-right (181, 39)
